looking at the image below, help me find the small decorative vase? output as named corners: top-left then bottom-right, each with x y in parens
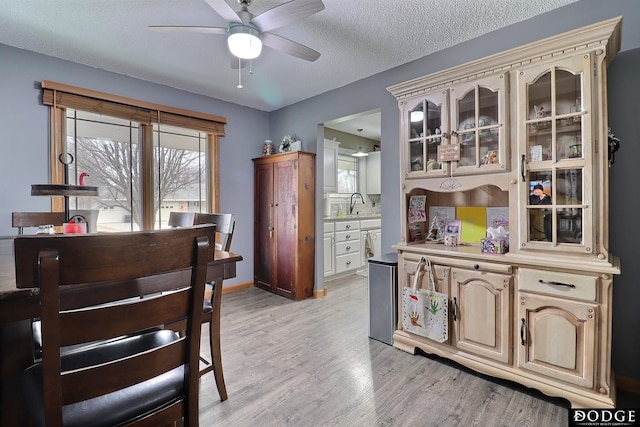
top-left (262, 140), bottom-right (274, 156)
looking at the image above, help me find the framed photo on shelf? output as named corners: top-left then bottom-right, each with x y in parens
top-left (408, 195), bottom-right (427, 224)
top-left (409, 224), bottom-right (424, 242)
top-left (444, 219), bottom-right (461, 236)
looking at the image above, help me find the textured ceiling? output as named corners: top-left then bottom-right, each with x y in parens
top-left (1, 0), bottom-right (578, 118)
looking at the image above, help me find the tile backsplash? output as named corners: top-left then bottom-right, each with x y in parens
top-left (325, 193), bottom-right (381, 217)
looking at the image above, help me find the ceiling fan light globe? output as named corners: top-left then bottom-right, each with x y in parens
top-left (227, 24), bottom-right (262, 59)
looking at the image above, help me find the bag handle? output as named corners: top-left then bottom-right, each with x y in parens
top-left (412, 256), bottom-right (436, 292)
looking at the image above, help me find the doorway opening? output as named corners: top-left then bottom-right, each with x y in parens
top-left (322, 109), bottom-right (382, 281)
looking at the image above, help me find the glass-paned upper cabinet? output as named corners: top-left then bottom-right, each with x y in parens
top-left (402, 89), bottom-right (450, 179)
top-left (518, 54), bottom-right (594, 254)
top-left (451, 74), bottom-right (508, 176)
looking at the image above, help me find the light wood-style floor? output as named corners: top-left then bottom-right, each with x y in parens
top-left (197, 275), bottom-right (593, 426)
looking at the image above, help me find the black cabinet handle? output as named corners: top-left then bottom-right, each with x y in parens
top-left (520, 318), bottom-right (526, 345)
top-left (473, 264), bottom-right (480, 270)
top-left (538, 279), bottom-right (576, 288)
top-left (520, 154), bottom-right (526, 182)
top-left (452, 297), bottom-right (458, 321)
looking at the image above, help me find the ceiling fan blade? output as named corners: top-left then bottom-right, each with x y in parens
top-left (203, 0), bottom-right (241, 23)
top-left (261, 32), bottom-right (320, 62)
top-left (251, 0), bottom-right (325, 32)
top-left (149, 25), bottom-right (228, 35)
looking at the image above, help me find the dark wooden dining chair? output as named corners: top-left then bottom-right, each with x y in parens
top-left (14, 225), bottom-right (215, 427)
top-left (11, 212), bottom-right (66, 235)
top-left (193, 213), bottom-right (235, 401)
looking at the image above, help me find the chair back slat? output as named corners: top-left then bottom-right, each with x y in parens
top-left (60, 289), bottom-right (190, 347)
top-left (194, 213), bottom-right (235, 251)
top-left (12, 212), bottom-right (66, 234)
top-left (168, 211), bottom-right (195, 228)
top-left (16, 225), bottom-right (213, 426)
top-left (61, 336), bottom-right (186, 404)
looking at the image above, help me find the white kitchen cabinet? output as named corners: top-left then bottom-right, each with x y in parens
top-left (323, 139), bottom-right (340, 193)
top-left (389, 18), bottom-right (621, 408)
top-left (360, 229), bottom-right (381, 265)
top-left (334, 220), bottom-right (361, 274)
top-left (323, 222), bottom-right (334, 277)
top-left (360, 217), bottom-right (382, 265)
top-left (366, 151), bottom-right (381, 194)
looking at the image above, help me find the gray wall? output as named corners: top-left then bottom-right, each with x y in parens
top-left (1, 0), bottom-right (639, 380)
top-left (607, 46), bottom-right (640, 382)
top-left (0, 44), bottom-right (269, 288)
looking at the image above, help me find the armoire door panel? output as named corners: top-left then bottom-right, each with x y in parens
top-left (254, 163), bottom-right (275, 288)
top-left (274, 160), bottom-right (296, 295)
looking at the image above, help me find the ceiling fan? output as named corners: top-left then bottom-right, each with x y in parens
top-left (150, 0), bottom-right (324, 62)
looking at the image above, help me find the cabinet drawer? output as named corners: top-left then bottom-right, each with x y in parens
top-left (335, 240), bottom-right (361, 256)
top-left (360, 218), bottom-right (381, 229)
top-left (518, 268), bottom-right (597, 302)
top-left (323, 222), bottom-right (334, 233)
top-left (335, 230), bottom-right (359, 243)
top-left (401, 253), bottom-right (512, 275)
top-left (335, 221), bottom-right (359, 232)
top-left (335, 252), bottom-right (361, 273)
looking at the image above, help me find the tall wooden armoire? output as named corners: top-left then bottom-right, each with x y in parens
top-left (253, 151), bottom-right (315, 301)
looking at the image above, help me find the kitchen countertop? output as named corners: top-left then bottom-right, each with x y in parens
top-left (324, 215), bottom-right (381, 221)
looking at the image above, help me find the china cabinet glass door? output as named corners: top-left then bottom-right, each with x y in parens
top-left (451, 74), bottom-right (507, 175)
top-left (403, 90), bottom-right (450, 178)
top-left (518, 54), bottom-right (594, 253)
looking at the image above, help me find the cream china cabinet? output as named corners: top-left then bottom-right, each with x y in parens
top-left (387, 17), bottom-right (621, 408)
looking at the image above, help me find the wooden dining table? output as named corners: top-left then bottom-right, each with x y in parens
top-left (0, 236), bottom-right (242, 426)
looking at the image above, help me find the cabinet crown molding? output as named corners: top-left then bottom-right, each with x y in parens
top-left (387, 16), bottom-right (622, 100)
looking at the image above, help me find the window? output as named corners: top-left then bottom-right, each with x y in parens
top-left (153, 123), bottom-right (208, 229)
top-left (42, 80), bottom-right (226, 231)
top-left (65, 111), bottom-right (210, 231)
top-left (337, 153), bottom-right (358, 194)
top-left (66, 110), bottom-right (139, 231)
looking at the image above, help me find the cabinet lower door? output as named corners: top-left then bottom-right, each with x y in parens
top-left (518, 293), bottom-right (596, 388)
top-left (451, 269), bottom-right (512, 363)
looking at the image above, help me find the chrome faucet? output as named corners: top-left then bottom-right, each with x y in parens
top-left (349, 192), bottom-right (365, 215)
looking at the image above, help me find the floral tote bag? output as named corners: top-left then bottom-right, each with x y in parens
top-left (401, 256), bottom-right (448, 343)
